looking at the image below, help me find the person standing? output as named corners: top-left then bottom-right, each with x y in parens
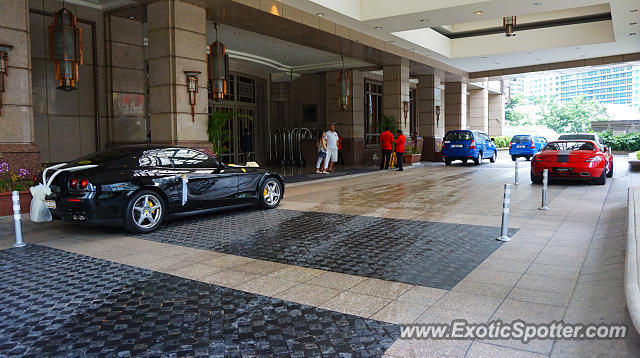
top-left (240, 128), bottom-right (252, 163)
top-left (395, 130), bottom-right (406, 171)
top-left (324, 124), bottom-right (339, 173)
top-left (380, 127), bottom-right (394, 170)
top-left (337, 134), bottom-right (344, 165)
top-left (315, 133), bottom-right (328, 174)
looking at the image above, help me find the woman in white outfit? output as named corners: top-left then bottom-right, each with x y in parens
top-left (315, 134), bottom-right (328, 174)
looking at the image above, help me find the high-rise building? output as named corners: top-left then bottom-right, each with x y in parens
top-left (510, 65), bottom-right (640, 111)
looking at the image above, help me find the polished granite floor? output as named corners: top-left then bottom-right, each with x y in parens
top-left (136, 209), bottom-right (514, 290)
top-left (0, 245), bottom-right (399, 357)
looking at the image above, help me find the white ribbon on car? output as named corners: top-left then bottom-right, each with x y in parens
top-left (181, 174), bottom-right (188, 206)
top-left (29, 163), bottom-right (99, 222)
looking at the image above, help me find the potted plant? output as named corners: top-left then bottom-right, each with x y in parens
top-left (403, 138), bottom-right (422, 164)
top-left (0, 155), bottom-right (32, 216)
top-left (207, 110), bottom-right (253, 160)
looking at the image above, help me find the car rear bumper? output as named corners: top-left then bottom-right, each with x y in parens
top-left (47, 193), bottom-right (126, 227)
top-left (509, 148), bottom-right (536, 156)
top-left (442, 149), bottom-right (479, 160)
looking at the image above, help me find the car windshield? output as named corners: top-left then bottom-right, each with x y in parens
top-left (66, 147), bottom-right (132, 167)
top-left (511, 135), bottom-right (532, 143)
top-left (444, 131), bottom-right (473, 141)
top-left (544, 141), bottom-right (595, 151)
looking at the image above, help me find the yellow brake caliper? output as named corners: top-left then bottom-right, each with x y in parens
top-left (264, 187), bottom-right (268, 197)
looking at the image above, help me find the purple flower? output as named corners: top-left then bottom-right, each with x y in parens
top-left (0, 162), bottom-right (8, 174)
top-left (18, 168), bottom-right (30, 178)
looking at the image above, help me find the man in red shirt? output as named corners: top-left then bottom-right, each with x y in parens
top-left (379, 127), bottom-right (394, 170)
top-left (395, 130), bottom-right (406, 171)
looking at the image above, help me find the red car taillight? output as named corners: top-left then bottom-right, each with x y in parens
top-left (69, 178), bottom-right (78, 188)
top-left (530, 143), bottom-right (535, 149)
top-left (469, 140), bottom-right (476, 149)
top-left (69, 178), bottom-right (90, 190)
top-left (80, 179), bottom-right (89, 189)
top-left (509, 143), bottom-right (513, 149)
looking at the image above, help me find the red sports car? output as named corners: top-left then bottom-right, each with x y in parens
top-left (531, 140), bottom-right (613, 185)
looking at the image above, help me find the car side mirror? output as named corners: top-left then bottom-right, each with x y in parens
top-left (490, 138), bottom-right (495, 142)
top-left (603, 146), bottom-right (609, 153)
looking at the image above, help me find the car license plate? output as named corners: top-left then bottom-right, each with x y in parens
top-left (452, 144), bottom-right (463, 148)
top-left (45, 200), bottom-right (56, 209)
top-left (517, 145), bottom-right (525, 148)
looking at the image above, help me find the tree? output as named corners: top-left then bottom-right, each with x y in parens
top-left (505, 94), bottom-right (530, 126)
top-left (536, 95), bottom-right (610, 133)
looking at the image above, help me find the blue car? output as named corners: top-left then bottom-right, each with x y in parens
top-left (442, 130), bottom-right (497, 166)
top-left (509, 135), bottom-right (547, 161)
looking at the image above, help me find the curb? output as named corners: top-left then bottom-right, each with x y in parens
top-left (626, 186), bottom-right (640, 334)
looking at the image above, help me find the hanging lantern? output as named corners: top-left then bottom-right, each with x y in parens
top-left (207, 24), bottom-right (229, 101)
top-left (0, 44), bottom-right (13, 115)
top-left (337, 69), bottom-right (352, 111)
top-left (503, 16), bottom-right (517, 37)
top-left (49, 7), bottom-right (83, 91)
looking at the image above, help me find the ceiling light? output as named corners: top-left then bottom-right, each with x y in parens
top-left (375, 26), bottom-right (384, 30)
top-left (234, 32), bottom-right (240, 36)
top-left (474, 10), bottom-right (484, 15)
top-left (128, 15), bottom-right (136, 19)
top-left (316, 12), bottom-right (325, 16)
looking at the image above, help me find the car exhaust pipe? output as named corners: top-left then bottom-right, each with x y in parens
top-left (580, 172), bottom-right (590, 177)
top-left (72, 215), bottom-right (86, 221)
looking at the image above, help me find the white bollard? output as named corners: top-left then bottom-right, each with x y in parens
top-left (514, 160), bottom-right (520, 185)
top-left (497, 184), bottom-right (511, 242)
top-left (538, 169), bottom-right (549, 210)
top-left (12, 191), bottom-right (26, 248)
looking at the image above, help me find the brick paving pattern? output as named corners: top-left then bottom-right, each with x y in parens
top-left (139, 209), bottom-right (514, 289)
top-left (0, 245), bottom-right (399, 357)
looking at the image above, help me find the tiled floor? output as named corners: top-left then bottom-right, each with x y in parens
top-left (0, 245), bottom-right (399, 357)
top-left (1, 153), bottom-right (639, 357)
top-left (136, 209), bottom-right (513, 289)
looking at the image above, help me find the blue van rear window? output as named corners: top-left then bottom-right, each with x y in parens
top-left (444, 131), bottom-right (473, 141)
top-left (511, 135), bottom-right (532, 143)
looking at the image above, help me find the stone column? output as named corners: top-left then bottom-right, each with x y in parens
top-left (106, 16), bottom-right (146, 145)
top-left (383, 59), bottom-right (409, 133)
top-left (0, 0), bottom-right (40, 172)
top-left (147, 0), bottom-right (208, 147)
top-left (488, 93), bottom-right (505, 136)
top-left (416, 73), bottom-right (444, 161)
top-left (468, 87), bottom-right (488, 132)
top-left (445, 82), bottom-right (467, 133)
top-left (325, 70), bottom-right (364, 165)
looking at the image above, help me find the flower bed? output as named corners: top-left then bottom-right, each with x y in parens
top-left (0, 190), bottom-right (31, 216)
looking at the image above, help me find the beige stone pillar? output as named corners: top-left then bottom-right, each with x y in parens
top-left (488, 93), bottom-right (505, 136)
top-left (417, 73), bottom-right (445, 161)
top-left (0, 0), bottom-right (40, 172)
top-left (106, 16), bottom-right (146, 144)
top-left (468, 87), bottom-right (489, 132)
top-left (147, 0), bottom-right (208, 146)
top-left (383, 60), bottom-right (409, 134)
top-left (445, 82), bottom-right (467, 133)
top-left (325, 70), bottom-right (364, 165)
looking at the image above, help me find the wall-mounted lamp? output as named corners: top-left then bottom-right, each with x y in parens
top-left (184, 71), bottom-right (200, 122)
top-left (503, 16), bottom-right (517, 37)
top-left (435, 105), bottom-right (441, 126)
top-left (49, 7), bottom-right (83, 91)
top-left (403, 100), bottom-right (410, 124)
top-left (0, 44), bottom-right (13, 115)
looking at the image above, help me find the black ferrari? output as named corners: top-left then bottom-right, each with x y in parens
top-left (39, 145), bottom-right (285, 233)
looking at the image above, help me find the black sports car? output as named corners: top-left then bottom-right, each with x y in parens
top-left (39, 145), bottom-right (284, 233)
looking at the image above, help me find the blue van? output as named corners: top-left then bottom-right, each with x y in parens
top-left (508, 135), bottom-right (547, 161)
top-left (442, 130), bottom-right (497, 166)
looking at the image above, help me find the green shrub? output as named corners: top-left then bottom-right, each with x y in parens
top-left (600, 131), bottom-right (640, 152)
top-left (636, 151), bottom-right (640, 160)
top-left (492, 136), bottom-right (512, 148)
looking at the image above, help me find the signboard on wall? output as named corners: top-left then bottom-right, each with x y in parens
top-left (112, 93), bottom-right (144, 117)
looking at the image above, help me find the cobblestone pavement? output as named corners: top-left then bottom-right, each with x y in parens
top-left (137, 209), bottom-right (514, 289)
top-left (0, 245), bottom-right (398, 357)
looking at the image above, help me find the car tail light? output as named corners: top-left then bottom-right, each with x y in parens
top-left (469, 140), bottom-right (476, 149)
top-left (530, 143), bottom-right (535, 149)
top-left (534, 156), bottom-right (543, 161)
top-left (70, 178), bottom-right (78, 188)
top-left (33, 175), bottom-right (38, 184)
top-left (80, 179), bottom-right (89, 189)
top-left (509, 143), bottom-right (513, 149)
top-left (585, 157), bottom-right (601, 162)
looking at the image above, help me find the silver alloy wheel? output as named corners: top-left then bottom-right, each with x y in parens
top-left (263, 181), bottom-right (281, 206)
top-left (132, 194), bottom-right (162, 229)
top-left (492, 151), bottom-right (497, 162)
